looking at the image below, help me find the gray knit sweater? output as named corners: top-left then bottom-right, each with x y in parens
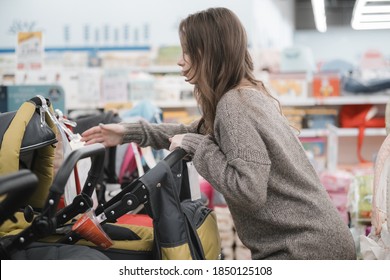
top-left (122, 88), bottom-right (357, 260)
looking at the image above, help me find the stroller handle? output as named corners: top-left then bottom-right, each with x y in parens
top-left (0, 170), bottom-right (38, 226)
top-left (164, 148), bottom-right (188, 167)
top-left (0, 169), bottom-right (38, 195)
top-left (50, 143), bottom-right (106, 195)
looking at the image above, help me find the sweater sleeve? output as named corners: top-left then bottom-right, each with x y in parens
top-left (190, 95), bottom-right (272, 207)
top-left (121, 119), bottom-right (200, 150)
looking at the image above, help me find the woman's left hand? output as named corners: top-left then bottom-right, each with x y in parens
top-left (169, 134), bottom-right (186, 151)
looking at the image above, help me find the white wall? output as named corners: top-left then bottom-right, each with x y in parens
top-left (252, 0), bottom-right (294, 49)
top-left (294, 27), bottom-right (390, 66)
top-left (1, 0), bottom-right (387, 67)
top-left (0, 0), bottom-right (255, 48)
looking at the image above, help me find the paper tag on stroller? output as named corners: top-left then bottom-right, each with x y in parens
top-left (69, 135), bottom-right (99, 208)
top-left (186, 161), bottom-right (201, 201)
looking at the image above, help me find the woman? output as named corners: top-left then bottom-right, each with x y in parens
top-left (81, 7), bottom-right (356, 260)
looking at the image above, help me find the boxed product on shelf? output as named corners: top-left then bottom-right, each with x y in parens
top-left (162, 109), bottom-right (189, 124)
top-left (300, 137), bottom-right (327, 173)
top-left (282, 108), bottom-right (305, 130)
top-left (267, 72), bottom-right (308, 99)
top-left (102, 70), bottom-right (128, 103)
top-left (312, 72), bottom-right (341, 97)
top-left (319, 169), bottom-right (354, 225)
top-left (302, 108), bottom-right (338, 129)
top-left (355, 174), bottom-right (374, 221)
top-left (154, 75), bottom-right (187, 101)
top-left (0, 84), bottom-right (65, 113)
top-left (127, 71), bottom-right (155, 101)
top-left (214, 206), bottom-right (251, 260)
top-left (154, 45), bottom-right (182, 65)
top-left (319, 169), bottom-right (353, 193)
top-left (347, 168), bottom-right (374, 224)
top-left (101, 51), bottom-right (153, 68)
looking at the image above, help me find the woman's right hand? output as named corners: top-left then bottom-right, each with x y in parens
top-left (81, 123), bottom-right (125, 147)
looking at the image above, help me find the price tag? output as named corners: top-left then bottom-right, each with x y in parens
top-left (186, 161), bottom-right (201, 201)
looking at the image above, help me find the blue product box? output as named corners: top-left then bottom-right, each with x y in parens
top-left (0, 85), bottom-right (65, 113)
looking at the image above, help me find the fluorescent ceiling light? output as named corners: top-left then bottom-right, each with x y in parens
top-left (311, 0), bottom-right (327, 32)
top-left (352, 0), bottom-right (390, 30)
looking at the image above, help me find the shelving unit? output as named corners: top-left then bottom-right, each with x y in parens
top-left (299, 127), bottom-right (386, 138)
top-left (155, 94), bottom-right (390, 109)
top-left (154, 99), bottom-right (197, 109)
top-left (279, 95), bottom-right (390, 107)
top-left (276, 94), bottom-right (389, 168)
top-left (284, 95), bottom-right (388, 138)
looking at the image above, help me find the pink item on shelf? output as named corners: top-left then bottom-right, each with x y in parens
top-left (320, 169), bottom-right (353, 193)
top-left (328, 192), bottom-right (348, 210)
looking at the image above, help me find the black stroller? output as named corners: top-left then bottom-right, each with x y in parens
top-left (0, 96), bottom-right (221, 260)
top-left (0, 96), bottom-right (109, 260)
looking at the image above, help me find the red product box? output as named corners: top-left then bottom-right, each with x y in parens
top-left (312, 73), bottom-right (341, 97)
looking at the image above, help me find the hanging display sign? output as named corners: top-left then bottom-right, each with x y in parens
top-left (16, 31), bottom-right (44, 70)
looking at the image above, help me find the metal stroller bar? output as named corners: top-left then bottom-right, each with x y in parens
top-left (54, 144), bottom-right (106, 225)
top-left (58, 148), bottom-right (188, 245)
top-left (0, 143), bottom-right (106, 258)
top-left (95, 148), bottom-right (187, 218)
top-left (98, 148), bottom-right (187, 222)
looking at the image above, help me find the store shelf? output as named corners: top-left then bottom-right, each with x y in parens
top-left (146, 65), bottom-right (181, 74)
top-left (316, 95), bottom-right (390, 105)
top-left (154, 95), bottom-right (390, 110)
top-left (279, 98), bottom-right (316, 106)
top-left (279, 95), bottom-right (390, 107)
top-left (154, 99), bottom-right (198, 109)
top-left (299, 127), bottom-right (387, 138)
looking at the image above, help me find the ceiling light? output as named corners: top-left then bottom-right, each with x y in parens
top-left (352, 0), bottom-right (390, 30)
top-left (311, 0), bottom-right (327, 32)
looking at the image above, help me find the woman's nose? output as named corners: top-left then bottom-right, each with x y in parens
top-left (177, 58), bottom-right (183, 67)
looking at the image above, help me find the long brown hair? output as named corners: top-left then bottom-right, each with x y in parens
top-left (179, 7), bottom-right (277, 134)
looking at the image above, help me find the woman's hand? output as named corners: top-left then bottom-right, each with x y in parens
top-left (81, 123), bottom-right (125, 147)
top-left (169, 134), bottom-right (186, 151)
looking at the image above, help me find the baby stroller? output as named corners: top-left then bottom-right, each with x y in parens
top-left (0, 96), bottom-right (110, 260)
top-left (1, 148), bottom-right (221, 260)
top-left (0, 170), bottom-right (38, 227)
top-left (0, 170), bottom-right (109, 260)
top-left (0, 96), bottom-right (221, 260)
top-left (54, 147), bottom-right (221, 260)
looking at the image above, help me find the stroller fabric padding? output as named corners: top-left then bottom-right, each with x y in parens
top-left (140, 158), bottom-right (221, 260)
top-left (10, 241), bottom-right (110, 260)
top-left (0, 101), bottom-right (57, 209)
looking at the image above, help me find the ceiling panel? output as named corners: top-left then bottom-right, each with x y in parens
top-left (295, 0), bottom-right (356, 30)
